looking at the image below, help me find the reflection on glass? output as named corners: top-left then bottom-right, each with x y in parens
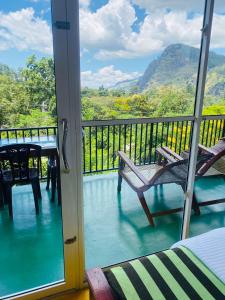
top-left (0, 1), bottom-right (64, 297)
top-left (190, 1), bottom-right (225, 238)
top-left (203, 1), bottom-right (225, 116)
top-left (81, 1), bottom-right (204, 269)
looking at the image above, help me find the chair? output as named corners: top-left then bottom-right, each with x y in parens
top-left (157, 144), bottom-right (225, 214)
top-left (0, 144), bottom-right (42, 218)
top-left (197, 140), bottom-right (225, 177)
top-left (117, 147), bottom-right (213, 226)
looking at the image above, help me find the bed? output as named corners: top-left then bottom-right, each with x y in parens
top-left (86, 228), bottom-right (225, 300)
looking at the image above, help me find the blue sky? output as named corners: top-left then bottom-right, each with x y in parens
top-left (1, 0), bottom-right (225, 87)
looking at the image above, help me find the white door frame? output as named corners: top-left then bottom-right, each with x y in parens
top-left (51, 0), bottom-right (84, 289)
top-left (10, 1), bottom-right (84, 299)
top-left (182, 0), bottom-right (214, 239)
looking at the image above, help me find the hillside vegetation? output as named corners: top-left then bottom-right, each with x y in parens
top-left (0, 43), bottom-right (225, 129)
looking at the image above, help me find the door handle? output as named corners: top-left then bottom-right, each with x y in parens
top-left (61, 118), bottom-right (70, 173)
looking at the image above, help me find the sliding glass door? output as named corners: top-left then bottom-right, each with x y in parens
top-left (0, 0), bottom-right (83, 299)
top-left (81, 0), bottom-right (208, 270)
top-left (1, 0), bottom-right (221, 298)
top-left (187, 0), bottom-right (225, 238)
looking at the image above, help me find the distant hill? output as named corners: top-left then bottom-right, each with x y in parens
top-left (114, 43), bottom-right (225, 97)
top-left (110, 78), bottom-right (139, 91)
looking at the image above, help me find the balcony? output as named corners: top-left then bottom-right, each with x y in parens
top-left (0, 115), bottom-right (225, 296)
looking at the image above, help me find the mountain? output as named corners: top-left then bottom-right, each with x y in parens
top-left (205, 64), bottom-right (225, 97)
top-left (138, 43), bottom-right (225, 91)
top-left (113, 44), bottom-right (225, 96)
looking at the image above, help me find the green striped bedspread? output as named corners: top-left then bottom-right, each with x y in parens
top-left (105, 246), bottom-right (225, 300)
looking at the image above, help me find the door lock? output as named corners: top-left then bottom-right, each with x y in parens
top-left (64, 236), bottom-right (77, 245)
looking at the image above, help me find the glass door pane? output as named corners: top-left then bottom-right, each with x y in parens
top-left (189, 0), bottom-right (225, 238)
top-left (0, 0), bottom-right (81, 297)
top-left (81, 0), bottom-right (205, 269)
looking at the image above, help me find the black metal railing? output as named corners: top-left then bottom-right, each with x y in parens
top-left (0, 115), bottom-right (225, 177)
top-left (82, 115), bottom-right (225, 174)
top-left (0, 126), bottom-right (57, 140)
top-left (0, 126), bottom-right (57, 179)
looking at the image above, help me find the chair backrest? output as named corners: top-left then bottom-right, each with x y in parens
top-left (151, 159), bottom-right (189, 187)
top-left (0, 144), bottom-right (41, 182)
top-left (152, 152), bottom-right (214, 186)
top-left (197, 150), bottom-right (225, 176)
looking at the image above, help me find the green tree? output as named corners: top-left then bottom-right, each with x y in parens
top-left (14, 109), bottom-right (55, 128)
top-left (0, 74), bottom-right (30, 127)
top-left (98, 85), bottom-right (109, 96)
top-left (21, 55), bottom-right (56, 116)
top-left (128, 94), bottom-right (150, 116)
top-left (203, 103), bottom-right (225, 115)
top-left (150, 86), bottom-right (193, 116)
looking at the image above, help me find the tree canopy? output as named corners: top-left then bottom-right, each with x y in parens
top-left (0, 55), bottom-right (225, 129)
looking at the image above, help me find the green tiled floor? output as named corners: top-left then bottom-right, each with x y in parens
top-left (0, 183), bottom-right (64, 298)
top-left (0, 174), bottom-right (225, 297)
top-left (84, 173), bottom-right (225, 269)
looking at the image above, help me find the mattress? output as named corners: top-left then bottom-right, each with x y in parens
top-left (171, 227), bottom-right (225, 284)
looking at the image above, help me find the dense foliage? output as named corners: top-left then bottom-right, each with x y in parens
top-left (0, 54), bottom-right (225, 129)
top-left (0, 56), bottom-right (56, 128)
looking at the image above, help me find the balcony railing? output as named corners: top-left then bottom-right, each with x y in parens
top-left (82, 115), bottom-right (225, 174)
top-left (0, 115), bottom-right (225, 178)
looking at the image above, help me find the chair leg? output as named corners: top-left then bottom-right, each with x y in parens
top-left (5, 184), bottom-right (13, 218)
top-left (37, 180), bottom-right (42, 199)
top-left (56, 170), bottom-right (61, 206)
top-left (31, 181), bottom-right (39, 215)
top-left (46, 164), bottom-right (51, 190)
top-left (2, 185), bottom-right (8, 205)
top-left (192, 191), bottom-right (200, 216)
top-left (137, 192), bottom-right (155, 226)
top-left (0, 184), bottom-right (4, 208)
top-left (117, 173), bottom-right (122, 193)
top-left (51, 168), bottom-right (57, 203)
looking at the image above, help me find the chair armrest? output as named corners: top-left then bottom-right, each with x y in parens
top-left (118, 151), bottom-right (149, 186)
top-left (162, 146), bottom-right (184, 160)
top-left (156, 147), bottom-right (178, 163)
top-left (198, 144), bottom-right (217, 155)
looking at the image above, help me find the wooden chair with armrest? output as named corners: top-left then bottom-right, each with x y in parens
top-left (117, 148), bottom-right (202, 226)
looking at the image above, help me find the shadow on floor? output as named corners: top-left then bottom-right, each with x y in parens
top-left (84, 173), bottom-right (225, 269)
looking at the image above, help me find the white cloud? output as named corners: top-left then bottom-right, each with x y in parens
top-left (211, 14), bottom-right (225, 48)
top-left (0, 8), bottom-right (52, 54)
top-left (79, 0), bottom-right (91, 9)
top-left (81, 65), bottom-right (140, 88)
top-left (80, 0), bottom-right (225, 60)
top-left (132, 0), bottom-right (225, 14)
top-left (97, 10), bottom-right (203, 59)
top-left (1, 0), bottom-right (225, 63)
top-left (80, 0), bottom-right (136, 51)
